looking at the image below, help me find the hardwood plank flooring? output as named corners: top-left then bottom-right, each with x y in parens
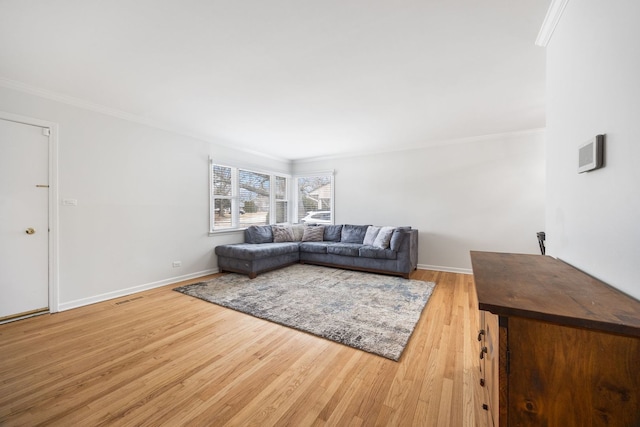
top-left (0, 269), bottom-right (487, 426)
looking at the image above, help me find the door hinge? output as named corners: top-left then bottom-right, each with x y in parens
top-left (42, 128), bottom-right (51, 136)
top-left (506, 348), bottom-right (511, 375)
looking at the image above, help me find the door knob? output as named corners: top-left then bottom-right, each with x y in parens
top-left (25, 228), bottom-right (35, 234)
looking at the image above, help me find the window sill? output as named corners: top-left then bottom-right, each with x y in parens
top-left (208, 228), bottom-right (247, 237)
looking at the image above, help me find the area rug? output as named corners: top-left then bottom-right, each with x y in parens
top-left (173, 264), bottom-right (436, 361)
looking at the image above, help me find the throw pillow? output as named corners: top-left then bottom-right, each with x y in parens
top-left (302, 226), bottom-right (325, 242)
top-left (272, 225), bottom-right (295, 243)
top-left (363, 226), bottom-right (381, 246)
top-left (373, 226), bottom-right (396, 249)
top-left (290, 224), bottom-right (305, 241)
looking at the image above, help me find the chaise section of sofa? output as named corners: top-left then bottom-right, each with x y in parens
top-left (214, 224), bottom-right (418, 279)
top-left (215, 242), bottom-right (300, 279)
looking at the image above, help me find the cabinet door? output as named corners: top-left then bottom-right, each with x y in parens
top-left (478, 311), bottom-right (490, 425)
top-left (483, 311), bottom-right (500, 426)
top-left (508, 317), bottom-right (640, 426)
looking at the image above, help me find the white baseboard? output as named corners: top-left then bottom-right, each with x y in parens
top-left (57, 264), bottom-right (470, 312)
top-left (417, 264), bottom-right (473, 275)
top-left (57, 268), bottom-right (220, 312)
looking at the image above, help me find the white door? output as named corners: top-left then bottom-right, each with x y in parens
top-left (0, 118), bottom-right (49, 321)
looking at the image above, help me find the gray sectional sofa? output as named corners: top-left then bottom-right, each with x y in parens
top-left (215, 224), bottom-right (418, 279)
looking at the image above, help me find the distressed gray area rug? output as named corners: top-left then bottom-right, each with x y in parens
top-left (174, 264), bottom-right (436, 361)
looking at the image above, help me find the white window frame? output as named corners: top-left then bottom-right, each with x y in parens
top-left (209, 159), bottom-right (291, 233)
top-left (293, 170), bottom-right (335, 225)
top-left (273, 175), bottom-right (289, 225)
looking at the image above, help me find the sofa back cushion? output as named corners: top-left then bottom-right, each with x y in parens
top-left (323, 224), bottom-right (343, 242)
top-left (340, 224), bottom-right (371, 244)
top-left (245, 225), bottom-right (274, 244)
top-left (390, 227), bottom-right (412, 251)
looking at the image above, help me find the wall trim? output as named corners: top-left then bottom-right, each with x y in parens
top-left (293, 128), bottom-right (546, 164)
top-left (56, 263), bottom-right (472, 312)
top-left (57, 268), bottom-right (219, 312)
top-left (0, 76), bottom-right (291, 164)
top-left (535, 0), bottom-right (570, 47)
top-left (0, 76), bottom-right (545, 166)
top-left (417, 264), bottom-right (473, 275)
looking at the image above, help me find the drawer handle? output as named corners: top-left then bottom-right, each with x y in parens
top-left (480, 346), bottom-right (487, 359)
top-left (477, 329), bottom-right (485, 341)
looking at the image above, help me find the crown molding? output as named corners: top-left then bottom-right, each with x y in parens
top-left (0, 76), bottom-right (544, 166)
top-left (293, 128), bottom-right (546, 164)
top-left (0, 76), bottom-right (291, 164)
top-left (535, 0), bottom-right (570, 47)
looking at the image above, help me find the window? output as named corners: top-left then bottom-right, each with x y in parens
top-left (296, 173), bottom-right (334, 224)
top-left (238, 169), bottom-right (270, 227)
top-left (275, 176), bottom-right (288, 224)
top-left (211, 165), bottom-right (235, 230)
top-left (210, 161), bottom-right (289, 232)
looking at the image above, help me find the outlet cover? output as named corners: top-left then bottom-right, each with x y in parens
top-left (172, 261), bottom-right (182, 268)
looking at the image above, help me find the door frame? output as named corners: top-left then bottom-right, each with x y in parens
top-left (0, 111), bottom-right (59, 313)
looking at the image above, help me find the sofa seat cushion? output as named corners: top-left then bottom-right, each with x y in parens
top-left (326, 243), bottom-right (363, 257)
top-left (215, 242), bottom-right (299, 260)
top-left (299, 242), bottom-right (331, 254)
top-left (359, 246), bottom-right (398, 260)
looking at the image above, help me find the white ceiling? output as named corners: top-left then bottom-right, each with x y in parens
top-left (0, 0), bottom-right (549, 161)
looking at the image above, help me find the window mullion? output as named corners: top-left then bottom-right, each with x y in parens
top-left (231, 167), bottom-right (239, 228)
top-left (270, 175), bottom-right (275, 225)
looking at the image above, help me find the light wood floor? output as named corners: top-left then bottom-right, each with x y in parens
top-left (0, 269), bottom-right (487, 426)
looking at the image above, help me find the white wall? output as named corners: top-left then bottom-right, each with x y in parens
top-left (0, 83), bottom-right (547, 307)
top-left (545, 1), bottom-right (640, 300)
top-left (0, 86), bottom-right (289, 310)
top-left (294, 130), bottom-right (546, 273)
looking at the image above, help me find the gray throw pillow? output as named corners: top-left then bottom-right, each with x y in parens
top-left (373, 226), bottom-right (395, 249)
top-left (363, 226), bottom-right (381, 246)
top-left (272, 225), bottom-right (295, 242)
top-left (302, 226), bottom-right (324, 242)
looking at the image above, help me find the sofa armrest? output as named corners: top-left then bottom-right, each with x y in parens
top-left (393, 229), bottom-right (419, 271)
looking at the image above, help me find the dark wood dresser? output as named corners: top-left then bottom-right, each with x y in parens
top-left (470, 251), bottom-right (640, 427)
